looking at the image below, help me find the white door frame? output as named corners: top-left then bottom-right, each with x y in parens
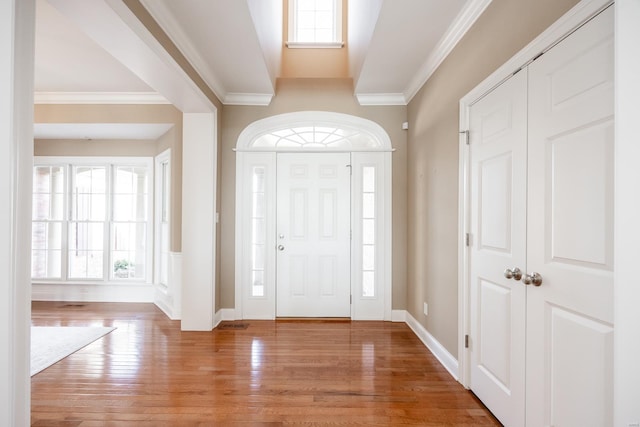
top-left (235, 111), bottom-right (393, 321)
top-left (457, 0), bottom-right (613, 387)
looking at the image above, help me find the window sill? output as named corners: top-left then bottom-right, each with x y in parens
top-left (286, 41), bottom-right (344, 49)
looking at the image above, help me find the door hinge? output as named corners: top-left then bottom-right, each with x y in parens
top-left (350, 295), bottom-right (352, 304)
top-left (346, 164), bottom-right (352, 175)
top-left (465, 233), bottom-right (471, 247)
top-left (460, 130), bottom-right (470, 145)
top-left (465, 334), bottom-right (469, 349)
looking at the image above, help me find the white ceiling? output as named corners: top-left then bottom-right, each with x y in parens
top-left (34, 0), bottom-right (492, 111)
top-left (34, 0), bottom-right (152, 93)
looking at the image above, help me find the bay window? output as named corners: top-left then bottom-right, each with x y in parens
top-left (32, 157), bottom-right (152, 283)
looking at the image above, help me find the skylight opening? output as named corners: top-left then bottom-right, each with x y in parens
top-left (287, 0), bottom-right (343, 48)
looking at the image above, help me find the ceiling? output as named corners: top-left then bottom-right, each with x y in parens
top-left (34, 0), bottom-right (492, 115)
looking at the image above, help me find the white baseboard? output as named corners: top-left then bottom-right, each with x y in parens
top-left (220, 309), bottom-right (237, 321)
top-left (213, 308), bottom-right (237, 327)
top-left (403, 310), bottom-right (459, 381)
top-left (32, 283), bottom-right (154, 303)
top-left (214, 309), bottom-right (223, 328)
top-left (154, 285), bottom-right (179, 320)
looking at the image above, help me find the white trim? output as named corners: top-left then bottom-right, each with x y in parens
top-left (614, 1), bottom-right (640, 425)
top-left (404, 0), bottom-right (493, 103)
top-left (33, 91), bottom-right (170, 105)
top-left (154, 285), bottom-right (175, 319)
top-left (457, 0), bottom-right (613, 389)
top-left (236, 111), bottom-right (393, 151)
top-left (214, 308), bottom-right (223, 328)
top-left (138, 0), bottom-right (227, 103)
top-left (154, 149), bottom-right (171, 289)
top-left (213, 309), bottom-right (240, 327)
top-left (32, 282), bottom-right (155, 302)
top-left (355, 93), bottom-right (407, 106)
top-left (404, 311), bottom-right (459, 381)
top-left (223, 92), bottom-right (273, 106)
top-left (220, 309), bottom-right (237, 321)
top-left (286, 41), bottom-right (344, 49)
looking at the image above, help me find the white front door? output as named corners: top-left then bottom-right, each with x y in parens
top-left (526, 7), bottom-right (614, 426)
top-left (468, 68), bottom-right (528, 427)
top-left (276, 153), bottom-right (351, 317)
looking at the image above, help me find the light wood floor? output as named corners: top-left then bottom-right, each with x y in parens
top-left (31, 301), bottom-right (500, 426)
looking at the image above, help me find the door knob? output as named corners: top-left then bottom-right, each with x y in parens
top-left (522, 272), bottom-right (542, 286)
top-left (277, 245), bottom-right (285, 251)
top-left (503, 267), bottom-right (523, 281)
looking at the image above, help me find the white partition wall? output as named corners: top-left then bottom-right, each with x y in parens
top-left (181, 113), bottom-right (218, 330)
top-left (0, 0), bottom-right (35, 424)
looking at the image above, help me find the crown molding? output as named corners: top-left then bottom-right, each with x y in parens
top-left (34, 91), bottom-right (170, 104)
top-left (139, 0), bottom-right (228, 103)
top-left (404, 0), bottom-right (493, 103)
top-left (223, 93), bottom-right (273, 106)
top-left (355, 93), bottom-right (407, 106)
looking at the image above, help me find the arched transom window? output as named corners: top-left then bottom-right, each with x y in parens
top-left (236, 111), bottom-right (392, 152)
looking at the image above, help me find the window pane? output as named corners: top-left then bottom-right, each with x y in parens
top-left (252, 219), bottom-right (265, 245)
top-left (111, 222), bottom-right (146, 280)
top-left (252, 270), bottom-right (264, 297)
top-left (363, 219), bottom-right (375, 245)
top-left (32, 194), bottom-right (50, 220)
top-left (362, 272), bottom-right (375, 297)
top-left (253, 167), bottom-right (265, 192)
top-left (252, 244), bottom-right (265, 270)
top-left (363, 245), bottom-right (375, 271)
top-left (363, 193), bottom-right (375, 219)
top-left (363, 166), bottom-right (376, 192)
top-left (31, 221), bottom-right (63, 279)
top-left (72, 166), bottom-right (106, 221)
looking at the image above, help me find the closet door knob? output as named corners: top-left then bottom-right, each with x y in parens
top-left (503, 267), bottom-right (523, 281)
top-left (522, 272), bottom-right (543, 286)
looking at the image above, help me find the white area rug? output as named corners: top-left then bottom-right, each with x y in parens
top-left (31, 326), bottom-right (115, 376)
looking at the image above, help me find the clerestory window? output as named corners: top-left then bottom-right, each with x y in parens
top-left (287, 0), bottom-right (343, 48)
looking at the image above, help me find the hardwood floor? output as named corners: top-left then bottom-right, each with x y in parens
top-left (31, 302), bottom-right (500, 426)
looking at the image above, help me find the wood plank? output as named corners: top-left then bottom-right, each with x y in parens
top-left (31, 302), bottom-right (500, 426)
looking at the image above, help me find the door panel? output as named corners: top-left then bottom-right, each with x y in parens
top-left (276, 153), bottom-right (351, 317)
top-left (469, 69), bottom-right (528, 427)
top-left (526, 6), bottom-right (614, 426)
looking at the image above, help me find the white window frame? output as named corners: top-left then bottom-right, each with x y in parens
top-left (154, 149), bottom-right (171, 289)
top-left (32, 156), bottom-right (154, 285)
top-left (287, 0), bottom-right (344, 48)
top-left (235, 111), bottom-right (392, 321)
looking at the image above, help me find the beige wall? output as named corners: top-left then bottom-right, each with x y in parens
top-left (406, 0), bottom-right (580, 355)
top-left (281, 0), bottom-right (349, 78)
top-left (34, 104), bottom-right (184, 253)
top-left (220, 78), bottom-right (407, 310)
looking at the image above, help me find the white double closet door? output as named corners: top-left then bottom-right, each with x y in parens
top-left (469, 7), bottom-right (613, 427)
top-left (276, 153), bottom-right (351, 317)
